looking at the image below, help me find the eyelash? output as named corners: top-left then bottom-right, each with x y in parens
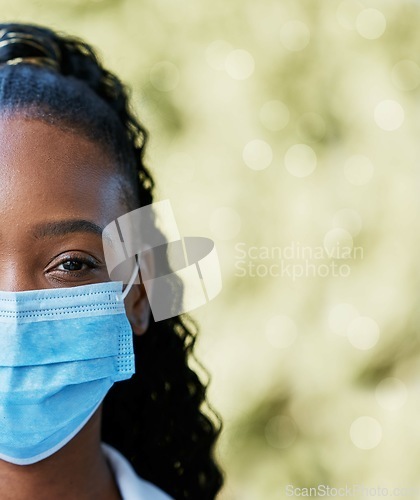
top-left (54, 255), bottom-right (99, 276)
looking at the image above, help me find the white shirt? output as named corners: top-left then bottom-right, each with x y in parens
top-left (102, 443), bottom-right (174, 500)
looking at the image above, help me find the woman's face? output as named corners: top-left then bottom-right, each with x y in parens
top-left (0, 115), bottom-right (122, 290)
top-left (0, 115), bottom-right (148, 332)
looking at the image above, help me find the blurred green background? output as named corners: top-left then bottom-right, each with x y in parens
top-left (2, 0), bottom-right (420, 498)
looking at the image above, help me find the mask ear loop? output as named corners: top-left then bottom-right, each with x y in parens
top-left (120, 255), bottom-right (140, 300)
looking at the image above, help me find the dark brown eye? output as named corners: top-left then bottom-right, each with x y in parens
top-left (60, 259), bottom-right (85, 271)
top-left (55, 257), bottom-right (97, 273)
top-left (49, 254), bottom-right (101, 282)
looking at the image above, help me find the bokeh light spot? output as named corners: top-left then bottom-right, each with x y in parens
top-left (374, 99), bottom-right (404, 131)
top-left (243, 139), bottom-right (273, 170)
top-left (344, 155), bottom-right (374, 185)
top-left (265, 315), bottom-right (298, 348)
top-left (347, 316), bottom-right (380, 350)
top-left (350, 416), bottom-right (382, 450)
top-left (284, 144), bottom-right (317, 177)
top-left (279, 20), bottom-right (310, 52)
top-left (225, 49), bottom-right (255, 80)
top-left (391, 60), bottom-right (420, 91)
top-left (265, 415), bottom-right (298, 449)
top-left (356, 8), bottom-right (386, 40)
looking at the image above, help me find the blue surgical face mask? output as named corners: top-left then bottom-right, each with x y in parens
top-left (0, 279), bottom-right (135, 465)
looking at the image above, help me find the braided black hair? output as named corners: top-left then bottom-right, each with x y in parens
top-left (0, 22), bottom-right (224, 499)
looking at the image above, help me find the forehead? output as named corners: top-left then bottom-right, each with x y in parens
top-left (0, 115), bottom-right (128, 232)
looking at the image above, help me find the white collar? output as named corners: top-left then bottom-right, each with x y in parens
top-left (102, 443), bottom-right (173, 500)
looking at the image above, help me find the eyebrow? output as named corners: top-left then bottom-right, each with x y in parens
top-left (32, 219), bottom-right (105, 239)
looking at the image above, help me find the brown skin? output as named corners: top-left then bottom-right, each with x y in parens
top-left (0, 116), bottom-right (150, 499)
